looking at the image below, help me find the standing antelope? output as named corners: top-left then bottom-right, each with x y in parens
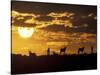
top-left (47, 48), bottom-right (50, 55)
top-left (91, 46), bottom-right (94, 54)
top-left (60, 47), bottom-right (67, 55)
top-left (78, 47), bottom-right (85, 54)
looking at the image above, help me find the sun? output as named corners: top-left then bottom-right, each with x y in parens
top-left (18, 27), bottom-right (34, 38)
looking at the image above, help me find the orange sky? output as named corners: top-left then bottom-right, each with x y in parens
top-left (11, 2), bottom-right (97, 56)
top-left (12, 25), bottom-right (97, 56)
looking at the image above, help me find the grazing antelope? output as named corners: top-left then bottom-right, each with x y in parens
top-left (29, 51), bottom-right (36, 56)
top-left (78, 47), bottom-right (85, 54)
top-left (60, 47), bottom-right (67, 54)
top-left (52, 51), bottom-right (56, 55)
top-left (52, 51), bottom-right (58, 55)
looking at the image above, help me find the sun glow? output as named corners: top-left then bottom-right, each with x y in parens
top-left (18, 27), bottom-right (34, 38)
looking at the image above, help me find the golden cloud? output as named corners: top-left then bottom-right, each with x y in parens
top-left (12, 10), bottom-right (74, 28)
top-left (47, 12), bottom-right (75, 18)
top-left (47, 41), bottom-right (69, 46)
top-left (12, 10), bottom-right (40, 18)
top-left (30, 29), bottom-right (96, 44)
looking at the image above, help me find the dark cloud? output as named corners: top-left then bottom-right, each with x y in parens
top-left (12, 1), bottom-right (97, 34)
top-left (36, 16), bottom-right (53, 21)
top-left (58, 17), bottom-right (69, 20)
top-left (39, 25), bottom-right (66, 32)
top-left (71, 15), bottom-right (97, 33)
top-left (66, 27), bottom-right (96, 33)
top-left (12, 1), bottom-right (97, 14)
top-left (12, 17), bottom-right (37, 27)
top-left (39, 24), bottom-right (96, 34)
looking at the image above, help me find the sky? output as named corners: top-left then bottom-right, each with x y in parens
top-left (11, 1), bottom-right (97, 56)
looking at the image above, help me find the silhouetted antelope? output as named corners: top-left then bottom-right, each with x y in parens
top-left (60, 47), bottom-right (67, 54)
top-left (29, 51), bottom-right (36, 56)
top-left (78, 47), bottom-right (85, 54)
top-left (91, 46), bottom-right (94, 54)
top-left (47, 48), bottom-right (50, 55)
top-left (52, 51), bottom-right (58, 55)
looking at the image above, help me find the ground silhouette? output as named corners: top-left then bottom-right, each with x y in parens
top-left (11, 48), bottom-right (97, 74)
